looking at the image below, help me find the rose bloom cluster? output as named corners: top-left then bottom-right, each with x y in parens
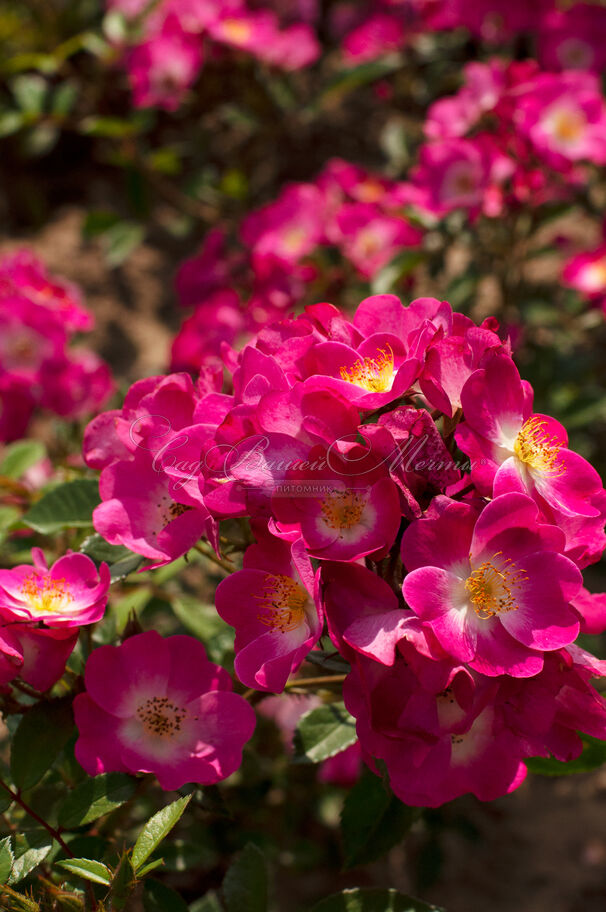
top-left (107, 0), bottom-right (320, 111)
top-left (0, 250), bottom-right (114, 442)
top-left (83, 292), bottom-right (606, 805)
top-left (336, 0), bottom-right (606, 67)
top-left (170, 40), bottom-right (606, 372)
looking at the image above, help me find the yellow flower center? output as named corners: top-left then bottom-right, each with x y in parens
top-left (321, 489), bottom-right (366, 530)
top-left (137, 696), bottom-right (186, 738)
top-left (513, 416), bottom-right (565, 476)
top-left (256, 574), bottom-right (308, 633)
top-left (221, 18), bottom-right (252, 45)
top-left (551, 108), bottom-right (586, 145)
top-left (464, 554), bottom-right (527, 620)
top-left (20, 574), bottom-right (73, 615)
top-left (340, 344), bottom-right (394, 392)
top-left (584, 259), bottom-right (606, 291)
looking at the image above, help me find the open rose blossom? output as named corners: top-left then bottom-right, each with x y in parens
top-left (0, 548), bottom-right (110, 628)
top-left (74, 631), bottom-right (256, 789)
top-left (87, 290), bottom-right (606, 806)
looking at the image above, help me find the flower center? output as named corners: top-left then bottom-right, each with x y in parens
top-left (221, 18), bottom-right (252, 45)
top-left (20, 574), bottom-right (73, 615)
top-left (321, 489), bottom-right (366, 530)
top-left (513, 416), bottom-right (565, 476)
top-left (256, 574), bottom-right (308, 633)
top-left (584, 259), bottom-right (606, 292)
top-left (550, 107), bottom-right (586, 145)
top-left (137, 696), bottom-right (186, 738)
top-left (465, 555), bottom-right (527, 620)
top-left (339, 344), bottom-right (394, 392)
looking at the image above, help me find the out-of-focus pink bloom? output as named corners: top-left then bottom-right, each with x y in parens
top-left (539, 5), bottom-right (606, 74)
top-left (333, 203), bottom-right (423, 278)
top-left (440, 0), bottom-right (550, 41)
top-left (127, 15), bottom-right (203, 111)
top-left (171, 289), bottom-right (246, 373)
top-left (0, 548), bottom-right (110, 628)
top-left (342, 12), bottom-right (405, 63)
top-left (0, 375), bottom-right (35, 443)
top-left (38, 350), bottom-right (114, 419)
top-left (425, 60), bottom-right (507, 140)
top-left (0, 250), bottom-right (93, 332)
top-left (514, 71), bottom-right (606, 168)
top-left (74, 631), bottom-right (256, 789)
top-left (241, 184), bottom-right (327, 267)
top-left (562, 244), bottom-right (606, 299)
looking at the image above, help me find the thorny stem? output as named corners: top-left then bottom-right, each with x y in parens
top-left (0, 777), bottom-right (99, 910)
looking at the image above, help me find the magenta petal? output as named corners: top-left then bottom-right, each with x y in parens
top-left (85, 631), bottom-right (171, 717)
top-left (470, 623), bottom-right (544, 677)
top-left (403, 566), bottom-right (462, 620)
top-left (73, 694), bottom-right (130, 776)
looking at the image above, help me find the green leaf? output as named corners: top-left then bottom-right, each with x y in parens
top-left (135, 858), bottom-right (164, 878)
top-left (525, 735), bottom-right (606, 777)
top-left (223, 843), bottom-right (268, 912)
top-left (370, 250), bottom-right (424, 295)
top-left (0, 884), bottom-right (40, 911)
top-left (189, 893), bottom-right (223, 912)
top-left (317, 58), bottom-right (403, 110)
top-left (11, 699), bottom-right (74, 791)
top-left (109, 853), bottom-right (135, 912)
top-left (102, 222), bottom-right (145, 267)
top-left (8, 840), bottom-right (52, 885)
top-left (310, 888), bottom-right (444, 912)
top-left (11, 74), bottom-right (47, 115)
top-left (0, 440), bottom-right (45, 479)
top-left (59, 772), bottom-right (136, 829)
top-left (80, 116), bottom-right (145, 138)
top-left (143, 879), bottom-right (189, 912)
top-left (80, 533), bottom-right (144, 582)
top-left (57, 858), bottom-right (112, 886)
top-left (0, 836), bottom-right (14, 884)
top-left (23, 479), bottom-right (100, 534)
top-left (293, 703), bottom-right (357, 764)
top-left (340, 771), bottom-right (421, 869)
top-left (51, 82), bottom-right (78, 117)
top-left (132, 795), bottom-right (192, 873)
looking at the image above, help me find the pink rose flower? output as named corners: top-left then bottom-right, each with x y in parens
top-left (74, 631), bottom-right (256, 790)
top-left (0, 548), bottom-right (110, 628)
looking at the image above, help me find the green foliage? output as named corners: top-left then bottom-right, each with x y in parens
top-left (23, 479), bottom-right (100, 534)
top-left (143, 879), bottom-right (190, 912)
top-left (56, 858), bottom-right (112, 886)
top-left (10, 699), bottom-right (74, 791)
top-left (58, 773), bottom-right (137, 829)
top-left (293, 703), bottom-right (358, 764)
top-left (222, 843), bottom-right (268, 912)
top-left (0, 836), bottom-right (15, 884)
top-left (525, 735), bottom-right (606, 777)
top-left (0, 440), bottom-right (45, 479)
top-left (132, 795), bottom-right (192, 873)
top-left (340, 770), bottom-right (421, 869)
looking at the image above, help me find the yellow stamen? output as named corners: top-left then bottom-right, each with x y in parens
top-left (137, 696), bottom-right (186, 738)
top-left (321, 489), bottom-right (366, 530)
top-left (255, 574), bottom-right (308, 633)
top-left (20, 574), bottom-right (73, 615)
top-left (465, 553), bottom-right (527, 620)
top-left (551, 108), bottom-right (586, 144)
top-left (513, 416), bottom-right (565, 477)
top-left (340, 344), bottom-right (394, 393)
top-left (221, 18), bottom-right (252, 45)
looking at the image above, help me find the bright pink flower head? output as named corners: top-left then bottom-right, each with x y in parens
top-left (402, 494), bottom-right (582, 677)
top-left (455, 352), bottom-right (605, 523)
top-left (0, 548), bottom-right (110, 628)
top-left (344, 651), bottom-right (530, 807)
top-left (127, 15), bottom-right (203, 111)
top-left (333, 203), bottom-right (423, 278)
top-left (272, 444), bottom-right (402, 563)
top-left (38, 350), bottom-right (114, 419)
top-left (0, 250), bottom-right (93, 332)
top-left (538, 5), bottom-right (606, 74)
top-left (342, 13), bottom-right (405, 63)
top-left (514, 71), bottom-right (606, 168)
top-left (74, 631), bottom-right (256, 790)
top-left (0, 614), bottom-right (79, 691)
top-left (215, 535), bottom-right (322, 692)
top-left (241, 183), bottom-right (326, 267)
top-left (425, 60), bottom-right (506, 140)
top-left (170, 288), bottom-right (246, 373)
top-left (562, 243), bottom-right (606, 299)
top-left (411, 137), bottom-right (512, 218)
